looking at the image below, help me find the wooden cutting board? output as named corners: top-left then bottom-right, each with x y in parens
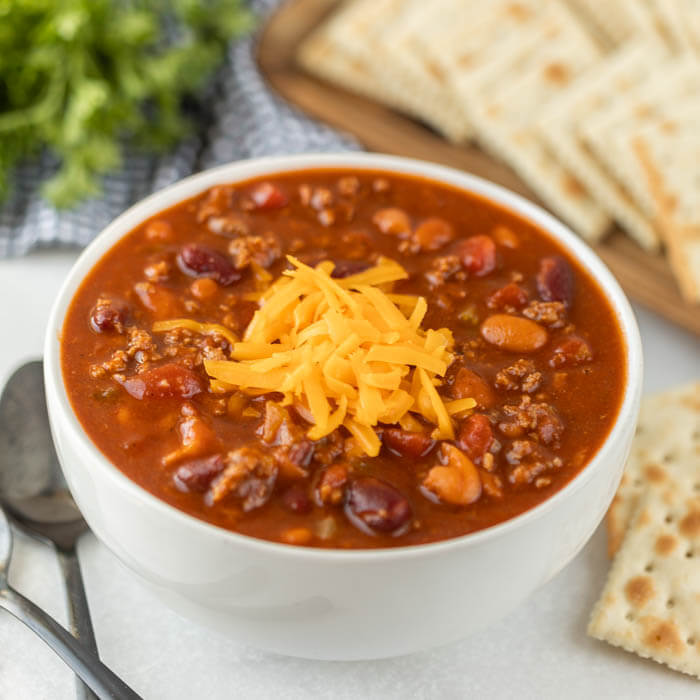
top-left (257, 0), bottom-right (700, 336)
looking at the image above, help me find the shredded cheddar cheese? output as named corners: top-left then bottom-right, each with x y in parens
top-left (200, 256), bottom-right (475, 456)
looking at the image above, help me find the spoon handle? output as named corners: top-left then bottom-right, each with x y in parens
top-left (0, 584), bottom-right (142, 700)
top-left (58, 550), bottom-right (100, 700)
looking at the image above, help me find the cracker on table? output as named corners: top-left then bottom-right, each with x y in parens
top-left (607, 381), bottom-right (700, 557)
top-left (458, 2), bottom-right (610, 240)
top-left (590, 485), bottom-right (700, 679)
top-left (538, 39), bottom-right (667, 250)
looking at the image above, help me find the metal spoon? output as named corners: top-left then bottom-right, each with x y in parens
top-left (0, 504), bottom-right (141, 699)
top-left (0, 361), bottom-right (141, 699)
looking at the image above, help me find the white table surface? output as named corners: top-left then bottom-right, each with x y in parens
top-left (0, 250), bottom-right (698, 700)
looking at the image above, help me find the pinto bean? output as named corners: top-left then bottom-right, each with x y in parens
top-left (281, 527), bottom-right (313, 545)
top-left (492, 225), bottom-right (519, 249)
top-left (345, 477), bottom-right (412, 535)
top-left (413, 217), bottom-right (455, 251)
top-left (382, 427), bottom-right (435, 458)
top-left (481, 314), bottom-right (548, 353)
top-left (177, 243), bottom-right (241, 286)
top-left (282, 484), bottom-right (312, 514)
top-left (173, 455), bottom-right (225, 493)
top-left (457, 414), bottom-right (493, 462)
top-left (120, 363), bottom-right (203, 400)
top-left (422, 444), bottom-right (481, 506)
top-left (372, 207), bottom-right (412, 237)
top-left (537, 256), bottom-right (573, 306)
top-left (90, 298), bottom-right (127, 333)
top-left (456, 235), bottom-right (496, 276)
top-left (450, 367), bottom-right (495, 408)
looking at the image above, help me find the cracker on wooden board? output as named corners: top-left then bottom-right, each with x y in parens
top-left (564, 0), bottom-right (656, 47)
top-left (416, 0), bottom-right (552, 111)
top-left (457, 2), bottom-right (610, 240)
top-left (297, 0), bottom-right (424, 120)
top-left (372, 0), bottom-right (471, 142)
top-left (630, 102), bottom-right (700, 302)
top-left (581, 56), bottom-right (700, 219)
top-left (607, 381), bottom-right (700, 557)
top-left (649, 0), bottom-right (700, 54)
top-left (589, 485), bottom-right (700, 679)
top-left (538, 40), bottom-right (667, 250)
top-left (298, 0), bottom-right (471, 142)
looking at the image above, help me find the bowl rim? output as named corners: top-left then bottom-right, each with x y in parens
top-left (44, 152), bottom-right (643, 562)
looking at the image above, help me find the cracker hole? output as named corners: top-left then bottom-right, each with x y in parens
top-left (662, 453), bottom-right (675, 463)
top-left (686, 550), bottom-right (694, 559)
top-left (688, 637), bottom-right (696, 646)
top-left (633, 478), bottom-right (643, 487)
top-left (665, 515), bottom-right (673, 524)
top-left (644, 563), bottom-right (654, 573)
top-left (667, 598), bottom-right (675, 609)
top-left (625, 612), bottom-right (635, 622)
top-left (693, 483), bottom-right (700, 492)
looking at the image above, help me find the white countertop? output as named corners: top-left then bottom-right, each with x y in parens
top-left (0, 250), bottom-right (698, 699)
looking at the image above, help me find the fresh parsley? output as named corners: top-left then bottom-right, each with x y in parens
top-left (0, 0), bottom-right (253, 207)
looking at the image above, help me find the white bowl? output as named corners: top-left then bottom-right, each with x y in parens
top-left (44, 153), bottom-right (643, 660)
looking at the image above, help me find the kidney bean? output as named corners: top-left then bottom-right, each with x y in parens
top-left (413, 217), bottom-right (455, 251)
top-left (457, 414), bottom-right (494, 462)
top-left (89, 298), bottom-right (127, 333)
top-left (456, 235), bottom-right (496, 276)
top-left (173, 454), bottom-right (225, 492)
top-left (249, 182), bottom-right (288, 210)
top-left (481, 314), bottom-right (548, 353)
top-left (537, 256), bottom-right (573, 306)
top-left (486, 283), bottom-right (528, 310)
top-left (382, 427), bottom-right (435, 458)
top-left (177, 243), bottom-right (241, 286)
top-left (120, 363), bottom-right (203, 400)
top-left (422, 444), bottom-right (481, 506)
top-left (450, 367), bottom-right (495, 408)
top-left (549, 335), bottom-right (593, 367)
top-left (372, 207), bottom-right (412, 237)
top-left (345, 477), bottom-right (412, 535)
top-left (330, 259), bottom-right (371, 278)
top-left (282, 484), bottom-right (312, 514)
top-left (316, 464), bottom-right (349, 505)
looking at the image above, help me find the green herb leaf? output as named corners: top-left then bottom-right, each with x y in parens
top-left (0, 0), bottom-right (254, 207)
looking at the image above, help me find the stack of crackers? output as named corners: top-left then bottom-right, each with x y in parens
top-left (298, 0), bottom-right (700, 303)
top-left (589, 381), bottom-right (700, 678)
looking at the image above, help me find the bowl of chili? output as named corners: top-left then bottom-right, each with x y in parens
top-left (44, 153), bottom-right (642, 659)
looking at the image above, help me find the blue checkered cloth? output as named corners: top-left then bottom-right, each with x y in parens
top-left (0, 0), bottom-right (357, 257)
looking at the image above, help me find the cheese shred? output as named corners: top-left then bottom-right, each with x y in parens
top-left (201, 256), bottom-right (468, 456)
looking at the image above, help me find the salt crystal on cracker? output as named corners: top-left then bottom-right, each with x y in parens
top-left (607, 381), bottom-right (700, 557)
top-left (589, 485), bottom-right (700, 679)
